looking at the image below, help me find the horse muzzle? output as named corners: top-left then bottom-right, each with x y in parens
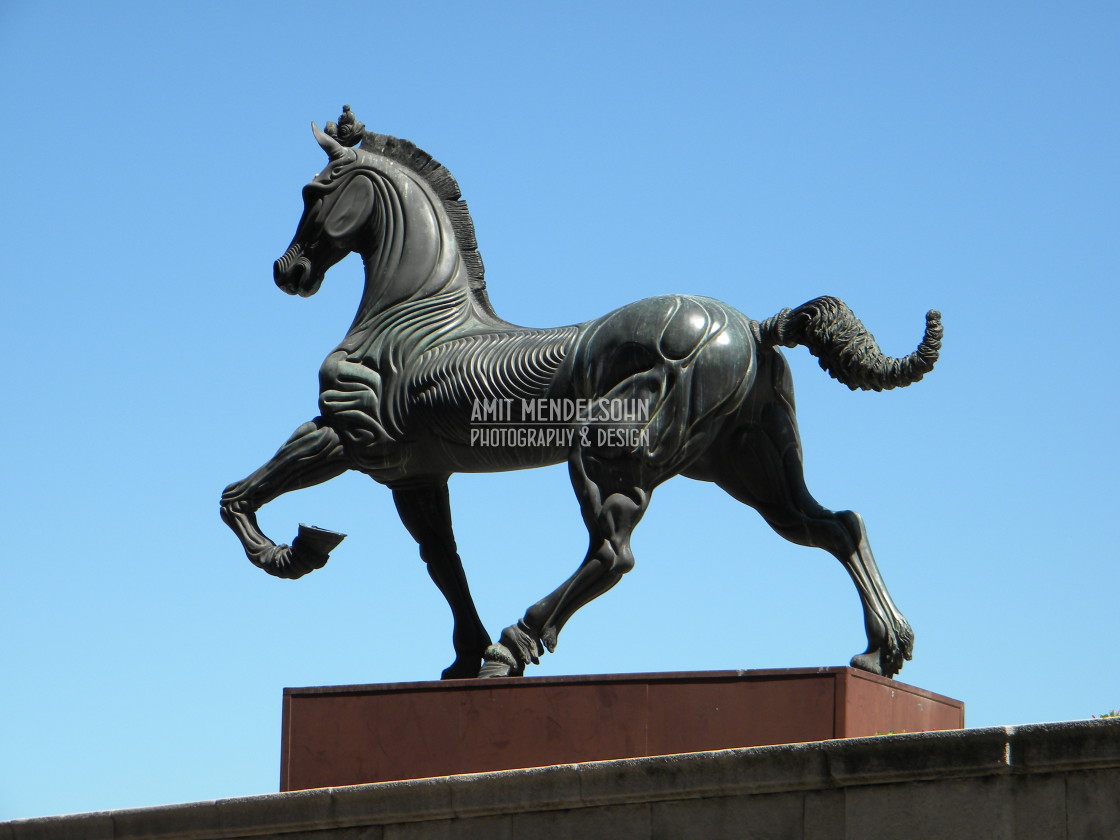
top-left (274, 243), bottom-right (319, 297)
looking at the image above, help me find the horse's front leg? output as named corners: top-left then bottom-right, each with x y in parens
top-left (392, 482), bottom-right (491, 679)
top-left (480, 450), bottom-right (654, 677)
top-left (220, 417), bottom-right (350, 579)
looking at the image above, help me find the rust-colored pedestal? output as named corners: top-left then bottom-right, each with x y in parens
top-left (280, 667), bottom-right (964, 791)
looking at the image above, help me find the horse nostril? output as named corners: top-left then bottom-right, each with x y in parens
top-left (292, 256), bottom-right (315, 293)
top-left (273, 260), bottom-right (295, 294)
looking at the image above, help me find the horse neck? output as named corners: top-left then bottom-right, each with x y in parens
top-left (350, 166), bottom-right (483, 332)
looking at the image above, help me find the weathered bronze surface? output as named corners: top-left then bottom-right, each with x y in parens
top-left (221, 106), bottom-right (942, 680)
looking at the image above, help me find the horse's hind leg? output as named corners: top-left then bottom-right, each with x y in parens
top-left (392, 482), bottom-right (491, 680)
top-left (708, 406), bottom-right (914, 678)
top-left (480, 450), bottom-right (653, 677)
top-left (220, 417), bottom-right (350, 579)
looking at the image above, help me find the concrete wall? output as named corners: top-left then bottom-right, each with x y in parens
top-left (4, 719), bottom-right (1118, 839)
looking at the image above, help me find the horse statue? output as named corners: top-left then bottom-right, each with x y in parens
top-left (221, 106), bottom-right (942, 681)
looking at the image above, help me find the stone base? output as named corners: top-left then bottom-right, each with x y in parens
top-left (11, 721), bottom-right (1120, 839)
top-left (280, 667), bottom-right (963, 791)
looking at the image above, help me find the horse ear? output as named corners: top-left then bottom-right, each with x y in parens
top-left (325, 176), bottom-right (374, 239)
top-left (312, 121), bottom-right (345, 158)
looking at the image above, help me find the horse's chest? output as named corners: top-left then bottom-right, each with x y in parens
top-left (316, 350), bottom-right (404, 461)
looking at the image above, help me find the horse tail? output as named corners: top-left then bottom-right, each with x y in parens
top-left (755, 297), bottom-right (942, 391)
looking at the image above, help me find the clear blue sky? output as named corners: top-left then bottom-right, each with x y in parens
top-left (2, 0), bottom-right (1117, 821)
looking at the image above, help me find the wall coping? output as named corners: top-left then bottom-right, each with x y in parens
top-left (3, 719), bottom-right (1118, 839)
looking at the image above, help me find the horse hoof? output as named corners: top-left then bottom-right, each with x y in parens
top-left (850, 651), bottom-right (885, 677)
top-left (255, 526), bottom-right (346, 580)
top-left (478, 643), bottom-right (521, 678)
top-left (478, 661), bottom-right (512, 678)
top-left (851, 647), bottom-right (906, 679)
top-left (285, 524), bottom-right (345, 576)
top-left (295, 523), bottom-right (346, 555)
top-left (441, 659), bottom-right (483, 680)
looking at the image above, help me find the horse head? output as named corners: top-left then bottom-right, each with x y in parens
top-left (273, 123), bottom-right (378, 297)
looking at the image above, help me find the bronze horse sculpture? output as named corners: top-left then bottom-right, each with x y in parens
top-left (221, 107), bottom-right (942, 680)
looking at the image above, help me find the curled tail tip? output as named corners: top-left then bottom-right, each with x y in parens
top-left (918, 308), bottom-right (943, 363)
top-left (925, 309), bottom-right (944, 338)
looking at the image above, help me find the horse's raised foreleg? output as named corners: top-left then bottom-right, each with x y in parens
top-left (392, 482), bottom-right (491, 680)
top-left (220, 417), bottom-right (350, 579)
top-left (480, 451), bottom-right (653, 677)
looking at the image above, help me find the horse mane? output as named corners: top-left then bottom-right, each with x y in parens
top-left (358, 131), bottom-right (499, 321)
